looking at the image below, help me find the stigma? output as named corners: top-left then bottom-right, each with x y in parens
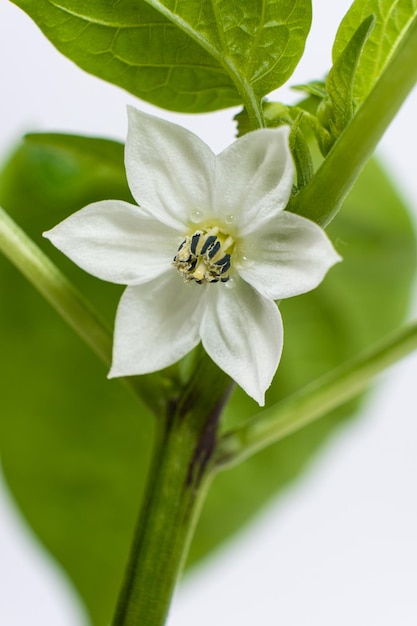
top-left (173, 226), bottom-right (234, 284)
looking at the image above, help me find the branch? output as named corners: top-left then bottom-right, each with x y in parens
top-left (215, 321), bottom-right (417, 469)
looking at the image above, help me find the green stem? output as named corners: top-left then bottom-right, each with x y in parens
top-left (289, 14), bottom-right (417, 226)
top-left (112, 355), bottom-right (232, 626)
top-left (215, 320), bottom-right (417, 469)
top-left (240, 82), bottom-right (265, 129)
top-left (0, 206), bottom-right (163, 414)
top-left (0, 206), bottom-right (111, 362)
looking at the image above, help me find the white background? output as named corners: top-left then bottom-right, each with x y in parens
top-left (1, 1), bottom-right (416, 624)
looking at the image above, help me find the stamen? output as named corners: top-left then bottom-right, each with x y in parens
top-left (200, 235), bottom-right (217, 255)
top-left (173, 227), bottom-right (234, 285)
top-left (190, 233), bottom-right (201, 255)
top-left (208, 241), bottom-right (221, 259)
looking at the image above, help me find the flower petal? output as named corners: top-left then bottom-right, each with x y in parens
top-left (238, 211), bottom-right (341, 300)
top-left (125, 106), bottom-right (215, 230)
top-left (109, 271), bottom-right (205, 377)
top-left (200, 279), bottom-right (283, 406)
top-left (213, 126), bottom-right (294, 235)
top-left (44, 200), bottom-right (179, 285)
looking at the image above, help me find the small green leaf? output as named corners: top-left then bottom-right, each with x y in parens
top-left (11, 0), bottom-right (312, 114)
top-left (292, 80), bottom-right (327, 99)
top-left (325, 15), bottom-right (375, 137)
top-left (289, 113), bottom-right (314, 190)
top-left (333, 0), bottom-right (417, 104)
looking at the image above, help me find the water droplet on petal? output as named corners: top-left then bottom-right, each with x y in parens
top-left (225, 214), bottom-right (235, 225)
top-left (190, 209), bottom-right (203, 224)
top-left (224, 277), bottom-right (235, 289)
top-left (239, 255), bottom-right (254, 269)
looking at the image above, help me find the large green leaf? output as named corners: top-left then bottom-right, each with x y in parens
top-left (12, 0), bottom-right (237, 113)
top-left (11, 0), bottom-right (311, 112)
top-left (143, 0), bottom-right (312, 100)
top-left (0, 134), bottom-right (415, 624)
top-left (333, 0), bottom-right (417, 104)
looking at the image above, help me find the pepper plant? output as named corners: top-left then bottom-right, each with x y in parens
top-left (0, 1), bottom-right (417, 625)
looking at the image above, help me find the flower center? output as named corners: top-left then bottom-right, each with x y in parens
top-left (173, 226), bottom-right (234, 284)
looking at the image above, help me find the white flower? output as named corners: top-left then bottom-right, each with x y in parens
top-left (44, 107), bottom-right (340, 406)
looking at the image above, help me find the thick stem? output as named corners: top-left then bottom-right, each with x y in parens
top-left (112, 355), bottom-right (232, 626)
top-left (215, 321), bottom-right (417, 469)
top-left (112, 422), bottom-right (211, 626)
top-left (290, 14), bottom-right (417, 226)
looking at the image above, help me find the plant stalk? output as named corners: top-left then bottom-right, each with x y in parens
top-left (112, 355), bottom-right (232, 626)
top-left (215, 320), bottom-right (417, 469)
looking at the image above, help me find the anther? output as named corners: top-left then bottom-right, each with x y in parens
top-left (173, 227), bottom-right (234, 285)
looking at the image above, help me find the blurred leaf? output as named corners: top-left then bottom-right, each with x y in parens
top-left (0, 134), bottom-right (416, 623)
top-left (332, 0), bottom-right (417, 104)
top-left (11, 0), bottom-right (311, 112)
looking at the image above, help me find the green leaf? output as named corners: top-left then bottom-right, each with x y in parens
top-left (292, 80), bottom-right (327, 99)
top-left (11, 0), bottom-right (239, 113)
top-left (288, 112), bottom-right (314, 190)
top-left (333, 0), bottom-right (417, 104)
top-left (143, 0), bottom-right (312, 102)
top-left (0, 135), bottom-right (415, 623)
top-left (325, 15), bottom-right (375, 137)
top-left (11, 0), bottom-right (311, 114)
